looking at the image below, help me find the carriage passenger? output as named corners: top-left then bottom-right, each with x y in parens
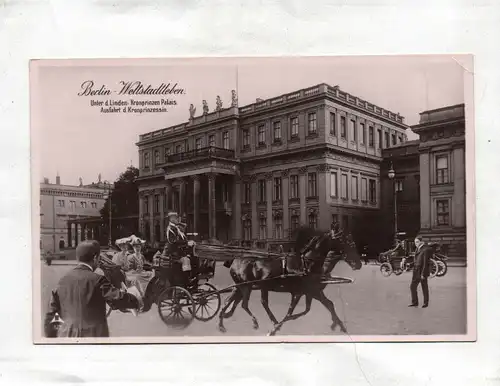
top-left (112, 237), bottom-right (131, 272)
top-left (127, 236), bottom-right (146, 272)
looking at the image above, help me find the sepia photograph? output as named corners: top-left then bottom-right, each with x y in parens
top-left (30, 56), bottom-right (474, 343)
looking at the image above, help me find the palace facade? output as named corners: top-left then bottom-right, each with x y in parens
top-left (135, 83), bottom-right (409, 251)
top-left (40, 175), bottom-right (110, 253)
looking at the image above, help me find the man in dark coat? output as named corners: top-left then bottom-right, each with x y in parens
top-left (409, 235), bottom-right (432, 308)
top-left (44, 240), bottom-right (140, 338)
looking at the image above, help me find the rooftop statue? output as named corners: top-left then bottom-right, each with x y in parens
top-left (202, 100), bottom-right (209, 115)
top-left (231, 90), bottom-right (238, 107)
top-left (215, 95), bottom-right (223, 111)
top-left (189, 103), bottom-right (196, 119)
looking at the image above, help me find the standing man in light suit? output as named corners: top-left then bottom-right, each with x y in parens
top-left (409, 235), bottom-right (432, 308)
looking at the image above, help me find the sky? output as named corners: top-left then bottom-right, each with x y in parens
top-left (32, 56), bottom-right (468, 186)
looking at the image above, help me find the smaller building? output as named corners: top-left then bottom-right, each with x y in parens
top-left (413, 104), bottom-right (466, 258)
top-left (40, 175), bottom-right (109, 253)
top-left (381, 104), bottom-right (466, 260)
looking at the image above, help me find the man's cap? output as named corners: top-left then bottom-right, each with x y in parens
top-left (76, 240), bottom-right (100, 263)
top-left (167, 212), bottom-right (178, 217)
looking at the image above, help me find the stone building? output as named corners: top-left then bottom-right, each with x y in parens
top-left (380, 103), bottom-right (466, 259)
top-left (413, 104), bottom-right (466, 258)
top-left (135, 83), bottom-right (409, 250)
top-left (40, 175), bottom-right (109, 253)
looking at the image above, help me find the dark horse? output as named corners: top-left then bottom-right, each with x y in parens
top-left (218, 226), bottom-right (362, 335)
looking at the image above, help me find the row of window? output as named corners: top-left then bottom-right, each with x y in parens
top-left (242, 213), bottom-right (317, 241)
top-left (240, 112), bottom-right (404, 150)
top-left (141, 183), bottom-right (232, 214)
top-left (241, 212), bottom-right (352, 241)
top-left (57, 199), bottom-right (98, 209)
top-left (330, 172), bottom-right (377, 202)
top-left (329, 112), bottom-right (404, 148)
top-left (143, 131), bottom-right (231, 168)
top-left (242, 113), bottom-right (318, 148)
top-left (41, 190), bottom-right (103, 199)
top-left (242, 172), bottom-right (377, 204)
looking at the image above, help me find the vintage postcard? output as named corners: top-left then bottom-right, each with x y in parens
top-left (31, 56), bottom-right (475, 344)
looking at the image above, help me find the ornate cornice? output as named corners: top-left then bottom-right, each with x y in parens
top-left (265, 172), bottom-right (273, 181)
top-left (298, 166), bottom-right (307, 175)
top-left (282, 169), bottom-right (290, 178)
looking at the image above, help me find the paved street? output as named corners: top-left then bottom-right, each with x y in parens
top-left (40, 262), bottom-right (467, 337)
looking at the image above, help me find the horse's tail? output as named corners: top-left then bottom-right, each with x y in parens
top-left (223, 259), bottom-right (234, 268)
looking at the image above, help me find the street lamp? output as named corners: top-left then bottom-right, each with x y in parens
top-left (387, 162), bottom-right (397, 242)
top-left (103, 181), bottom-right (114, 248)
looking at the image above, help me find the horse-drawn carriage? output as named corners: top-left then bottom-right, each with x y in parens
top-left (102, 233), bottom-right (222, 329)
top-left (378, 233), bottom-right (448, 278)
top-left (98, 227), bottom-right (362, 335)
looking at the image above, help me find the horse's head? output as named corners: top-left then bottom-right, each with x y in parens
top-left (340, 232), bottom-right (362, 270)
top-left (320, 231), bottom-right (362, 274)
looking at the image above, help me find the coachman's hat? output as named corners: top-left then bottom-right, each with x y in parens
top-left (167, 212), bottom-right (178, 218)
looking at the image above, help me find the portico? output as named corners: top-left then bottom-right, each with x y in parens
top-left (138, 146), bottom-right (241, 243)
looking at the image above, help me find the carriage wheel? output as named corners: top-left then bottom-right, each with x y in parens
top-left (192, 283), bottom-right (221, 322)
top-left (429, 259), bottom-right (439, 278)
top-left (436, 260), bottom-right (448, 277)
top-left (157, 286), bottom-right (195, 329)
top-left (380, 263), bottom-right (393, 277)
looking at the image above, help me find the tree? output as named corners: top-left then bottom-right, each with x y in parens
top-left (100, 166), bottom-right (140, 240)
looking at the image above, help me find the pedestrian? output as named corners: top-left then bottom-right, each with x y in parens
top-left (44, 240), bottom-right (140, 338)
top-left (409, 235), bottom-right (432, 308)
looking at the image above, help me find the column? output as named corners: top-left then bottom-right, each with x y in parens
top-left (138, 192), bottom-right (144, 237)
top-left (282, 170), bottom-right (290, 236)
top-left (208, 173), bottom-right (217, 240)
top-left (164, 182), bottom-right (172, 212)
top-left (74, 224), bottom-right (78, 247)
top-left (298, 167), bottom-right (307, 225)
top-left (317, 164), bottom-right (330, 229)
top-left (233, 176), bottom-right (242, 241)
top-left (250, 176), bottom-right (258, 240)
top-left (419, 151), bottom-right (431, 230)
top-left (192, 175), bottom-right (201, 234)
top-left (148, 193), bottom-right (154, 244)
top-left (452, 146), bottom-right (466, 228)
top-left (179, 179), bottom-right (186, 220)
top-left (266, 173), bottom-right (273, 240)
top-left (159, 188), bottom-right (165, 241)
top-left (67, 222), bottom-right (72, 248)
